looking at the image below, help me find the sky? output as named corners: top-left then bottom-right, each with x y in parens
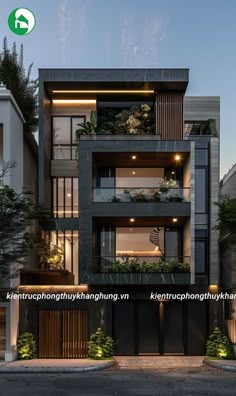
top-left (1, 0), bottom-right (236, 178)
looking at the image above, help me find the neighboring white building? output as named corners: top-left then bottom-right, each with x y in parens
top-left (0, 84), bottom-right (38, 361)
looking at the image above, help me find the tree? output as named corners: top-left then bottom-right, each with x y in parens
top-left (0, 37), bottom-right (38, 133)
top-left (0, 161), bottom-right (47, 281)
top-left (216, 196), bottom-right (236, 246)
top-left (0, 185), bottom-right (36, 281)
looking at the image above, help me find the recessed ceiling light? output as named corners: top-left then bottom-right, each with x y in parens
top-left (129, 228), bottom-right (133, 231)
top-left (171, 171), bottom-right (175, 175)
top-left (131, 155), bottom-right (137, 160)
top-left (132, 171), bottom-right (136, 175)
top-left (174, 154), bottom-right (181, 161)
top-left (67, 193), bottom-right (71, 197)
top-left (172, 218), bottom-right (178, 223)
top-left (130, 218), bottom-right (135, 223)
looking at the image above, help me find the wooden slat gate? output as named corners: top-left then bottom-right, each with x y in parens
top-left (39, 310), bottom-right (88, 358)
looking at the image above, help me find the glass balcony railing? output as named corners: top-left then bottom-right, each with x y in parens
top-left (93, 255), bottom-right (190, 273)
top-left (93, 187), bottom-right (190, 203)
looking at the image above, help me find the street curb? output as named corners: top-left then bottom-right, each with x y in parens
top-left (0, 359), bottom-right (115, 373)
top-left (204, 358), bottom-right (236, 372)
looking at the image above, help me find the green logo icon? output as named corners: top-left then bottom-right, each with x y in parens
top-left (8, 8), bottom-right (36, 35)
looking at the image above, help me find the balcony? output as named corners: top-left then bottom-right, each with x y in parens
top-left (91, 255), bottom-right (190, 285)
top-left (93, 187), bottom-right (190, 203)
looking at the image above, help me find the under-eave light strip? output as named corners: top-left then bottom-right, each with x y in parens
top-left (52, 90), bottom-right (154, 94)
top-left (52, 99), bottom-right (96, 104)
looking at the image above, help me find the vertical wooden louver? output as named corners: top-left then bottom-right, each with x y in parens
top-left (157, 92), bottom-right (184, 140)
top-left (39, 309), bottom-right (88, 358)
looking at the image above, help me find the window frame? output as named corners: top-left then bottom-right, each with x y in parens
top-left (51, 115), bottom-right (86, 160)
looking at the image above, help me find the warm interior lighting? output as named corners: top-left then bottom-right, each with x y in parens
top-left (52, 99), bottom-right (96, 104)
top-left (132, 171), bottom-right (136, 175)
top-left (174, 154), bottom-right (181, 161)
top-left (67, 193), bottom-right (71, 197)
top-left (52, 90), bottom-right (154, 94)
top-left (208, 285), bottom-right (219, 293)
top-left (172, 218), bottom-right (178, 223)
top-left (131, 155), bottom-right (137, 160)
top-left (18, 285), bottom-right (89, 292)
top-left (130, 218), bottom-right (135, 222)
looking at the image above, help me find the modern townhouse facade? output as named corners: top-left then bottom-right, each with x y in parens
top-left (19, 69), bottom-right (222, 358)
top-left (220, 164), bottom-right (236, 351)
top-left (0, 84), bottom-right (38, 361)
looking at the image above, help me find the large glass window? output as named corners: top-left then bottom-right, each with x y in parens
top-left (46, 230), bottom-right (79, 283)
top-left (52, 116), bottom-right (85, 159)
top-left (195, 240), bottom-right (207, 274)
top-left (195, 168), bottom-right (207, 213)
top-left (53, 177), bottom-right (78, 217)
top-left (116, 227), bottom-right (165, 257)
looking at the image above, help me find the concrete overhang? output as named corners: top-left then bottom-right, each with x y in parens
top-left (39, 68), bottom-right (189, 100)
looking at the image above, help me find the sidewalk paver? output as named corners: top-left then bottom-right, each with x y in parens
top-left (115, 356), bottom-right (204, 369)
top-left (204, 358), bottom-right (236, 372)
top-left (0, 358), bottom-right (115, 373)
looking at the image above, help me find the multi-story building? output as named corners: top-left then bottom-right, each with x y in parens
top-left (20, 69), bottom-right (221, 357)
top-left (0, 84), bottom-right (38, 361)
top-left (220, 164), bottom-right (236, 351)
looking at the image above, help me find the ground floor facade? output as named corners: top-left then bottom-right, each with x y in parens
top-left (17, 286), bottom-right (223, 358)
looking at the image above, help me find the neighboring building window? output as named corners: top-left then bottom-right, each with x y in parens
top-left (52, 116), bottom-right (85, 159)
top-left (195, 168), bottom-right (207, 213)
top-left (45, 230), bottom-right (79, 284)
top-left (184, 121), bottom-right (207, 136)
top-left (195, 240), bottom-right (207, 274)
top-left (53, 177), bottom-right (78, 217)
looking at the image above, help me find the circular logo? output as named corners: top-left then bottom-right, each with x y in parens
top-left (8, 8), bottom-right (36, 35)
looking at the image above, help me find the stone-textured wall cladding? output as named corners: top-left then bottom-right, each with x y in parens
top-left (184, 96), bottom-right (220, 135)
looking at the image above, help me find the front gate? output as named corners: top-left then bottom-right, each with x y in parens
top-left (39, 309), bottom-right (88, 358)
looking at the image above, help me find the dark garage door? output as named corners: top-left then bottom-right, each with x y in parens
top-left (39, 309), bottom-right (88, 358)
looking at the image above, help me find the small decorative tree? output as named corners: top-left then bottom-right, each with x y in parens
top-left (88, 328), bottom-right (115, 359)
top-left (17, 332), bottom-right (37, 360)
top-left (37, 239), bottom-right (64, 270)
top-left (206, 327), bottom-right (235, 359)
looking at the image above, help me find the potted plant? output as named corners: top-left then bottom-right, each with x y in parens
top-left (37, 239), bottom-right (64, 270)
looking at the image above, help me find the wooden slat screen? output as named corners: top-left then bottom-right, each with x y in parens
top-left (226, 319), bottom-right (236, 344)
top-left (157, 92), bottom-right (184, 140)
top-left (0, 308), bottom-right (6, 359)
top-left (39, 309), bottom-right (88, 358)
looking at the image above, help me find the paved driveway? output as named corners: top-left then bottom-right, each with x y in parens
top-left (0, 366), bottom-right (236, 396)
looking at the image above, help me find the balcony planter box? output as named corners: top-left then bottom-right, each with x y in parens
top-left (20, 269), bottom-right (74, 285)
top-left (90, 272), bottom-right (190, 285)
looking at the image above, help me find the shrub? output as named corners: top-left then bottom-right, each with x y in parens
top-left (88, 328), bottom-right (115, 359)
top-left (17, 332), bottom-right (37, 360)
top-left (206, 327), bottom-right (235, 359)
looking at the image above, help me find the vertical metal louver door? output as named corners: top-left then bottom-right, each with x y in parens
top-left (39, 309), bottom-right (88, 358)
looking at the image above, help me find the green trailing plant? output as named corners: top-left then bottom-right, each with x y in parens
top-left (88, 328), bottom-right (115, 359)
top-left (17, 332), bottom-right (37, 360)
top-left (206, 327), bottom-right (235, 359)
top-left (204, 119), bottom-right (218, 137)
top-left (0, 37), bottom-right (38, 133)
top-left (108, 257), bottom-right (190, 273)
top-left (215, 196), bottom-right (236, 247)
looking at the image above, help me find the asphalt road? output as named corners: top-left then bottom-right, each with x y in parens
top-left (0, 366), bottom-right (235, 396)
